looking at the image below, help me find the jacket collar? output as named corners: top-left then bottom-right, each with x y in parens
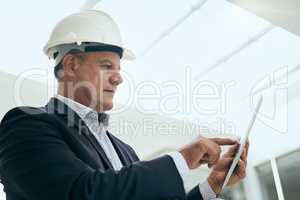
top-left (45, 96), bottom-right (110, 127)
top-left (45, 97), bottom-right (119, 169)
top-left (45, 97), bottom-right (83, 129)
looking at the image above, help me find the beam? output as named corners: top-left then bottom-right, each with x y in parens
top-left (81, 0), bottom-right (102, 10)
top-left (141, 0), bottom-right (208, 56)
top-left (195, 24), bottom-right (274, 79)
top-left (227, 0), bottom-right (300, 37)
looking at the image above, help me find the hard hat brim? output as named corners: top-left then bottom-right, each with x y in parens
top-left (123, 48), bottom-right (136, 60)
top-left (44, 42), bottom-right (136, 62)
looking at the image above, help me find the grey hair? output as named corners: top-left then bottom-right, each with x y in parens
top-left (54, 49), bottom-right (86, 79)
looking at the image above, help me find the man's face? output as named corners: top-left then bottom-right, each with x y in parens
top-left (71, 51), bottom-right (123, 112)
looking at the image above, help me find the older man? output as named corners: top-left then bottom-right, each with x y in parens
top-left (0, 10), bottom-right (248, 200)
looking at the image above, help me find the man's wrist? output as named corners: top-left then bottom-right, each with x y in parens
top-left (199, 180), bottom-right (217, 200)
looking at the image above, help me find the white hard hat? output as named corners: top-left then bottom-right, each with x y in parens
top-left (44, 9), bottom-right (135, 65)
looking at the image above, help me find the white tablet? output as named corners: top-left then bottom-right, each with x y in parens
top-left (221, 96), bottom-right (263, 191)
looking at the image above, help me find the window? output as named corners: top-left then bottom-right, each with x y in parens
top-left (256, 149), bottom-right (300, 200)
top-left (221, 182), bottom-right (247, 200)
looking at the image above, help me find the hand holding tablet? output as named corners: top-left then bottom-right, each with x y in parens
top-left (220, 96), bottom-right (263, 191)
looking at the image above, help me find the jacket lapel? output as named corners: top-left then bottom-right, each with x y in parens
top-left (45, 97), bottom-right (114, 170)
top-left (106, 131), bottom-right (134, 166)
top-left (82, 130), bottom-right (114, 169)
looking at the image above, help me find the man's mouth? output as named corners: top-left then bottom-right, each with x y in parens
top-left (104, 89), bottom-right (115, 93)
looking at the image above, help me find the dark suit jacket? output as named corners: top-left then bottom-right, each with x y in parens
top-left (0, 97), bottom-right (203, 200)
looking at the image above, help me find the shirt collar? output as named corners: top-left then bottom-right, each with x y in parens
top-left (54, 94), bottom-right (110, 126)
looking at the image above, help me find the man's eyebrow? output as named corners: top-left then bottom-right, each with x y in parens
top-left (97, 59), bottom-right (121, 69)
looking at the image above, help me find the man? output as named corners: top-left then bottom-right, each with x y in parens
top-left (0, 10), bottom-right (248, 200)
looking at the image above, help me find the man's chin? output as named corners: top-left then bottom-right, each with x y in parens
top-left (102, 102), bottom-right (113, 111)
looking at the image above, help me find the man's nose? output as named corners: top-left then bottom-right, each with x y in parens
top-left (109, 71), bottom-right (123, 86)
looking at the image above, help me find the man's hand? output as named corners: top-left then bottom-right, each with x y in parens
top-left (207, 140), bottom-right (249, 195)
top-left (179, 136), bottom-right (237, 170)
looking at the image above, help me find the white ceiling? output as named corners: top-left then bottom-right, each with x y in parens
top-left (228, 0), bottom-right (300, 37)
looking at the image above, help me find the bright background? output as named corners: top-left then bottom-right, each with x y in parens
top-left (1, 1), bottom-right (300, 199)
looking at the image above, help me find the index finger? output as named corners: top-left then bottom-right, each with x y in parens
top-left (211, 138), bottom-right (237, 146)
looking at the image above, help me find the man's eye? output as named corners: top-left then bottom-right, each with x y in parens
top-left (101, 64), bottom-right (112, 69)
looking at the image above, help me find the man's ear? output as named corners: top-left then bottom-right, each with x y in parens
top-left (62, 54), bottom-right (80, 78)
